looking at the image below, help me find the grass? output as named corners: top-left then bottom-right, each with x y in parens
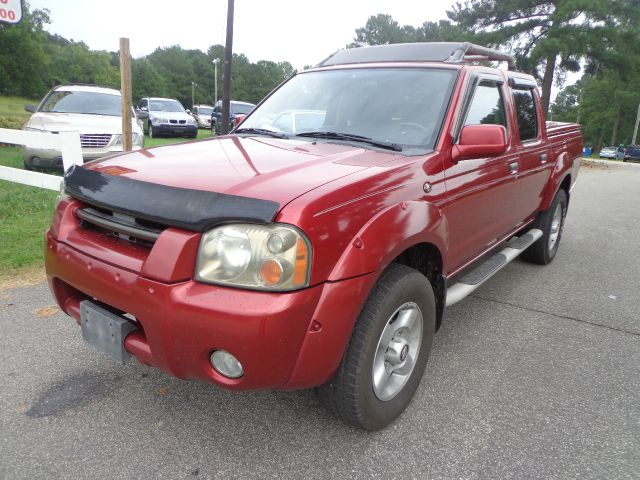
top-left (0, 95), bottom-right (33, 129)
top-left (145, 128), bottom-right (213, 148)
top-left (0, 180), bottom-right (58, 279)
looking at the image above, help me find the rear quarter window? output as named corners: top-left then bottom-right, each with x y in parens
top-left (512, 89), bottom-right (538, 142)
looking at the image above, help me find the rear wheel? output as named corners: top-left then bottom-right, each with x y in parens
top-left (316, 263), bottom-right (435, 430)
top-left (521, 189), bottom-right (567, 265)
top-left (149, 125), bottom-right (156, 138)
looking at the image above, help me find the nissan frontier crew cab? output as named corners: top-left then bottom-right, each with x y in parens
top-left (45, 43), bottom-right (582, 430)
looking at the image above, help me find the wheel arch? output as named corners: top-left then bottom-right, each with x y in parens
top-left (391, 242), bottom-right (446, 331)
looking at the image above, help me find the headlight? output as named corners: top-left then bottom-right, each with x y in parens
top-left (56, 179), bottom-right (69, 207)
top-left (196, 224), bottom-right (311, 291)
top-left (113, 133), bottom-right (142, 146)
top-left (151, 117), bottom-right (167, 125)
top-left (187, 117), bottom-right (197, 125)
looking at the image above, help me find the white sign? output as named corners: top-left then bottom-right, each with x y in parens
top-left (0, 0), bottom-right (22, 24)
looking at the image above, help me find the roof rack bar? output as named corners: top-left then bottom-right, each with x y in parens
top-left (447, 42), bottom-right (516, 70)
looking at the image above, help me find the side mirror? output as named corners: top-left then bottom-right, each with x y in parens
top-left (25, 104), bottom-right (37, 113)
top-left (186, 109), bottom-right (191, 114)
top-left (452, 124), bottom-right (507, 161)
top-left (232, 114), bottom-right (247, 129)
top-left (136, 110), bottom-right (149, 120)
top-left (139, 106), bottom-right (148, 112)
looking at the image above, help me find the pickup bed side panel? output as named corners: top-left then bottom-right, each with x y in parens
top-left (539, 131), bottom-right (583, 211)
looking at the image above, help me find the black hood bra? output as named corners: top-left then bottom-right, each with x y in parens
top-left (63, 165), bottom-right (280, 232)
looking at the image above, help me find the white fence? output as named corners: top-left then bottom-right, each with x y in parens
top-left (0, 128), bottom-right (83, 190)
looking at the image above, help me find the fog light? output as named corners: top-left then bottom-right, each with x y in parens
top-left (210, 350), bottom-right (243, 378)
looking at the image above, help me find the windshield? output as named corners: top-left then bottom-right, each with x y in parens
top-left (240, 67), bottom-right (458, 153)
top-left (149, 99), bottom-right (185, 112)
top-left (231, 103), bottom-right (254, 115)
top-left (198, 107), bottom-right (213, 116)
top-left (39, 91), bottom-right (121, 116)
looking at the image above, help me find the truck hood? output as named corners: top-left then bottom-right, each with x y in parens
top-left (88, 136), bottom-right (402, 207)
top-left (25, 112), bottom-right (143, 135)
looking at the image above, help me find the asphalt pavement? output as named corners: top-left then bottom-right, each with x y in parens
top-left (1, 160), bottom-right (639, 479)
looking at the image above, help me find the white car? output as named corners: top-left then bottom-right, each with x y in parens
top-left (23, 85), bottom-right (144, 170)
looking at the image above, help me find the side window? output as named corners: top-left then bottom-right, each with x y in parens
top-left (512, 89), bottom-right (538, 142)
top-left (463, 81), bottom-right (507, 128)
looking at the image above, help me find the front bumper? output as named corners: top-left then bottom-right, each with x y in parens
top-left (24, 145), bottom-right (142, 169)
top-left (45, 230), bottom-right (377, 390)
top-left (154, 124), bottom-right (197, 136)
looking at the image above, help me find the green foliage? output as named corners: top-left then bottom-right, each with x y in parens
top-left (0, 177), bottom-right (58, 272)
top-left (0, 3), bottom-right (295, 109)
top-left (447, 0), bottom-right (640, 113)
top-left (349, 14), bottom-right (469, 48)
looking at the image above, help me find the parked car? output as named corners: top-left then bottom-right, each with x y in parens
top-left (599, 146), bottom-right (624, 160)
top-left (137, 97), bottom-right (198, 138)
top-left (22, 85), bottom-right (144, 170)
top-left (191, 104), bottom-right (214, 129)
top-left (624, 145), bottom-right (640, 162)
top-left (211, 100), bottom-right (255, 134)
top-left (46, 42), bottom-right (582, 430)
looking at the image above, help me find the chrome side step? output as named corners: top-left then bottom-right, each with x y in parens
top-left (445, 229), bottom-right (543, 306)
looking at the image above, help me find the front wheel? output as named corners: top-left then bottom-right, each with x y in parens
top-left (521, 189), bottom-right (567, 265)
top-left (316, 263), bottom-right (435, 430)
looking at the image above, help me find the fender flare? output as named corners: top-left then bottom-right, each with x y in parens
top-left (328, 200), bottom-right (448, 282)
top-left (540, 151), bottom-right (573, 211)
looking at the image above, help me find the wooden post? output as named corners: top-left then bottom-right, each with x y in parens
top-left (221, 0), bottom-right (234, 135)
top-left (119, 38), bottom-right (133, 152)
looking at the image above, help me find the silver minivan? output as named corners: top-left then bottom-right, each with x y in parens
top-left (23, 85), bottom-right (144, 170)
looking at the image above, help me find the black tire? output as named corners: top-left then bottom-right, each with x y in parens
top-left (149, 125), bottom-right (158, 138)
top-left (521, 189), bottom-right (567, 265)
top-left (316, 263), bottom-right (436, 431)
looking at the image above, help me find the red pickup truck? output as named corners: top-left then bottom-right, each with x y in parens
top-left (45, 43), bottom-right (582, 430)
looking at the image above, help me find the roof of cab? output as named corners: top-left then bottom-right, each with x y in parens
top-left (316, 42), bottom-right (516, 70)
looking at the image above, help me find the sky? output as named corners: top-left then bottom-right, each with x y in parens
top-left (28, 0), bottom-right (452, 68)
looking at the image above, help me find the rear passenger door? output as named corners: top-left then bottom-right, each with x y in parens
top-left (443, 74), bottom-right (521, 272)
top-left (508, 78), bottom-right (553, 221)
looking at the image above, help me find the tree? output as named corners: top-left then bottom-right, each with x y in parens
top-left (0, 5), bottom-right (52, 97)
top-left (349, 14), bottom-right (469, 48)
top-left (448, 0), bottom-right (640, 114)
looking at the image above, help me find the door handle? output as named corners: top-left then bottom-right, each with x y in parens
top-left (508, 161), bottom-right (518, 174)
top-left (540, 153), bottom-right (548, 164)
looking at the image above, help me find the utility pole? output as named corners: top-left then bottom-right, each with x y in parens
top-left (632, 101), bottom-right (640, 146)
top-left (119, 38), bottom-right (132, 152)
top-left (212, 58), bottom-right (220, 105)
top-left (191, 81), bottom-right (197, 109)
top-left (221, 0), bottom-right (234, 135)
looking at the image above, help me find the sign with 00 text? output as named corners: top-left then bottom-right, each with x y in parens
top-left (0, 0), bottom-right (22, 24)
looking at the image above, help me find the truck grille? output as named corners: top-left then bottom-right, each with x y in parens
top-left (76, 206), bottom-right (164, 247)
top-left (80, 134), bottom-right (112, 148)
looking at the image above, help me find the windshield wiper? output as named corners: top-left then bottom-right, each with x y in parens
top-left (296, 131), bottom-right (402, 152)
top-left (234, 128), bottom-right (289, 139)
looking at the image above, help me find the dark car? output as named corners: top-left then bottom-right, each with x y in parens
top-left (211, 100), bottom-right (255, 135)
top-left (624, 145), bottom-right (640, 162)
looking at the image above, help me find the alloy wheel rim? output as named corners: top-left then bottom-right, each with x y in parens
top-left (372, 302), bottom-right (423, 401)
top-left (548, 204), bottom-right (562, 253)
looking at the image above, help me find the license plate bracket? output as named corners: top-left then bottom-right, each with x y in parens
top-left (80, 300), bottom-right (137, 364)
